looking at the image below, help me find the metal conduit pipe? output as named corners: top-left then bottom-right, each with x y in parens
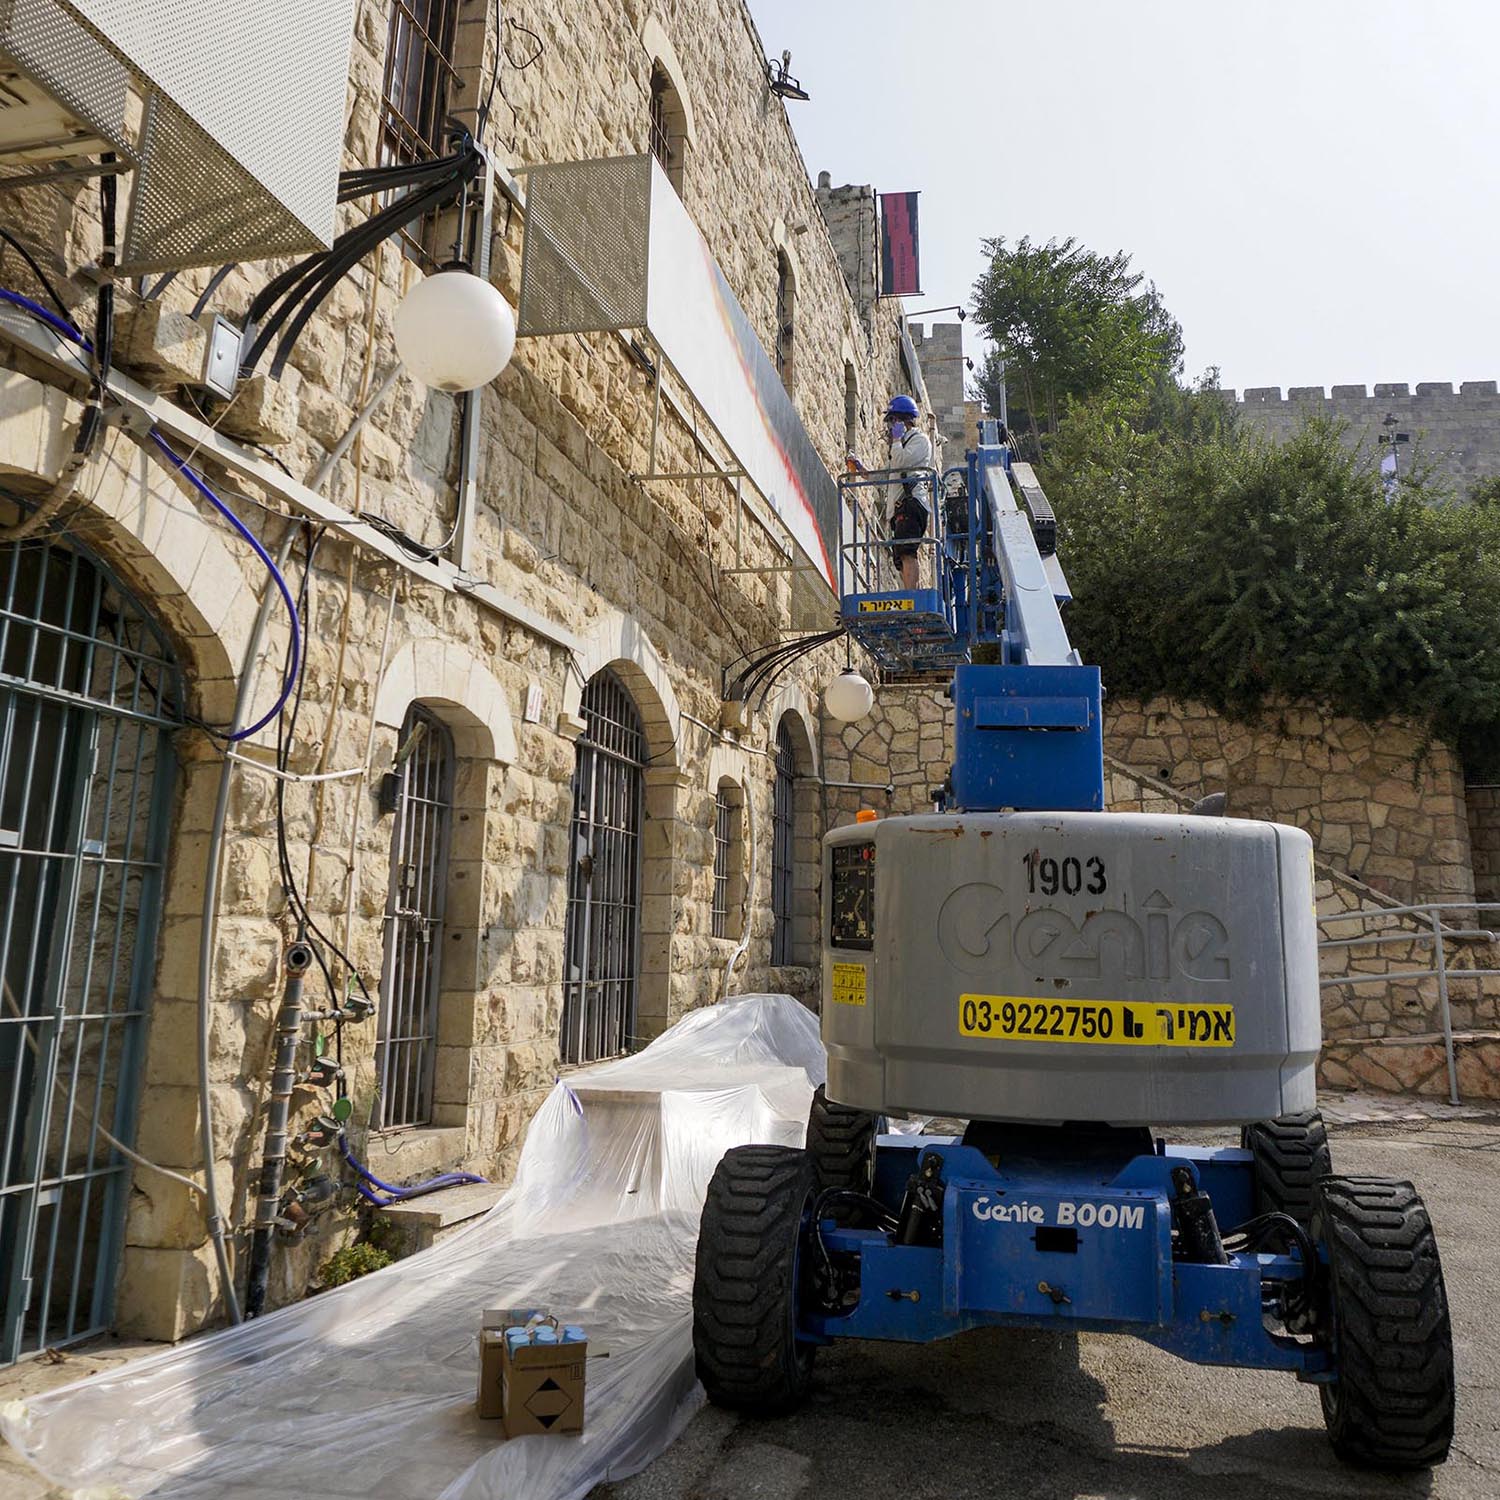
top-left (720, 784), bottom-right (758, 1001)
top-left (244, 940), bottom-right (313, 1316)
top-left (196, 520), bottom-right (300, 1325)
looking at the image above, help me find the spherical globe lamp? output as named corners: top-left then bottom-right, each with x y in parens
top-left (824, 669), bottom-right (874, 723)
top-left (393, 269), bottom-right (516, 392)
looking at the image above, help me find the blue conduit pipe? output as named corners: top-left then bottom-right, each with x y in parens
top-left (341, 1140), bottom-right (486, 1207)
top-left (147, 433), bottom-right (302, 741)
top-left (0, 287), bottom-right (90, 347)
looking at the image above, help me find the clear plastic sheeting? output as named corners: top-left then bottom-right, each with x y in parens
top-left (1, 994), bottom-right (824, 1500)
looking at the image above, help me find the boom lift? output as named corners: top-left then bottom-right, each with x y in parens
top-left (691, 423), bottom-right (1455, 1470)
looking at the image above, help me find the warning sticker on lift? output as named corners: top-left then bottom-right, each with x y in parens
top-left (857, 598), bottom-right (915, 613)
top-left (831, 963), bottom-right (868, 1006)
top-left (958, 995), bottom-right (1234, 1047)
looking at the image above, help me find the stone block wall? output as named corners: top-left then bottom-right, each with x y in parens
top-left (1234, 381), bottom-right (1500, 496)
top-left (1105, 697), bottom-right (1475, 906)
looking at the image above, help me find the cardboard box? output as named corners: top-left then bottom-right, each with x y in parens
top-left (501, 1334), bottom-right (587, 1437)
top-left (476, 1329), bottom-right (508, 1420)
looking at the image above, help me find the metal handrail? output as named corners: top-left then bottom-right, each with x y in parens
top-left (1318, 901), bottom-right (1500, 1105)
top-left (837, 466), bottom-right (948, 603)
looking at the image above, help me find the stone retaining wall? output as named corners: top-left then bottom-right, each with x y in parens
top-left (1106, 697), bottom-right (1475, 906)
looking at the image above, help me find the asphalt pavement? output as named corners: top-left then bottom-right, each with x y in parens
top-left (598, 1115), bottom-right (1500, 1500)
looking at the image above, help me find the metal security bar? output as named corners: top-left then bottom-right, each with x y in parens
top-left (374, 704), bottom-right (454, 1129)
top-left (648, 65), bottom-right (673, 174)
top-left (0, 536), bottom-right (179, 1366)
top-left (380, 0), bottom-right (461, 168)
top-left (770, 722), bottom-right (795, 965)
top-left (1319, 901), bottom-right (1500, 1106)
top-left (711, 787), bottom-right (732, 939)
top-left (561, 670), bottom-right (644, 1064)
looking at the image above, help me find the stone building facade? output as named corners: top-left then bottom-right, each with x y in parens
top-left (1233, 380), bottom-right (1500, 496)
top-left (0, 0), bottom-right (931, 1354)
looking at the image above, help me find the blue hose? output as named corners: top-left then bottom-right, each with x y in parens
top-left (0, 288), bottom-right (90, 349)
top-left (148, 433), bottom-right (302, 741)
top-left (342, 1142), bottom-right (486, 1205)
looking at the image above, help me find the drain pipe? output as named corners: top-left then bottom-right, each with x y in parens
top-left (721, 785), bottom-right (759, 1000)
top-left (245, 939), bottom-right (313, 1316)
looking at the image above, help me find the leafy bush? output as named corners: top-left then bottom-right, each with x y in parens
top-left (318, 1241), bottom-right (393, 1288)
top-left (1043, 406), bottom-right (1500, 778)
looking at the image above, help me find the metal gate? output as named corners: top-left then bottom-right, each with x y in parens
top-left (374, 703), bottom-right (454, 1130)
top-left (561, 670), bottom-right (644, 1064)
top-left (771, 721), bottom-right (795, 964)
top-left (0, 536), bottom-right (179, 1365)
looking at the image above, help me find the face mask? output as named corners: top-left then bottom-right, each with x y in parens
top-left (889, 421), bottom-right (906, 441)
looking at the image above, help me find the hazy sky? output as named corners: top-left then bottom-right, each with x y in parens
top-left (748, 0), bottom-right (1500, 393)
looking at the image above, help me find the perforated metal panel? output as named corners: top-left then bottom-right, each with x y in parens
top-left (73, 0), bottom-right (353, 269)
top-left (518, 155), bottom-right (652, 337)
top-left (0, 0), bottom-right (130, 165)
top-left (0, 0), bottom-right (354, 269)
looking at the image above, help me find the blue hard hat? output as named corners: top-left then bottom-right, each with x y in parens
top-left (885, 395), bottom-right (919, 420)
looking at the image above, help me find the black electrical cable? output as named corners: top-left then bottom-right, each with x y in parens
top-left (731, 629), bottom-right (844, 706)
top-left (142, 270), bottom-right (180, 302)
top-left (268, 525), bottom-right (374, 1017)
top-left (242, 156), bottom-right (477, 378)
top-left (246, 149), bottom-right (475, 333)
top-left (0, 228), bottom-right (75, 325)
top-left (265, 161), bottom-right (479, 377)
top-left (190, 263), bottom-right (238, 319)
top-left (478, 0), bottom-right (504, 132)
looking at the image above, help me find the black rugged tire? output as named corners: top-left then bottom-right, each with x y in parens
top-left (806, 1084), bottom-right (879, 1198)
top-left (1315, 1176), bottom-right (1455, 1469)
top-left (1241, 1109), bottom-right (1332, 1224)
top-left (693, 1144), bottom-right (817, 1415)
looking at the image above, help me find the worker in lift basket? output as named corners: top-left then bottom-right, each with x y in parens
top-left (848, 394), bottom-right (931, 591)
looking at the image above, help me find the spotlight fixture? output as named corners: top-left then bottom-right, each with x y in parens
top-left (766, 50), bottom-right (810, 102)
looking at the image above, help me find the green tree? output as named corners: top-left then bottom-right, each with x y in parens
top-left (1044, 411), bottom-right (1500, 778)
top-left (971, 236), bottom-right (1183, 457)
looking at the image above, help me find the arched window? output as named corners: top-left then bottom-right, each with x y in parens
top-left (844, 360), bottom-right (859, 453)
top-left (0, 535), bottom-right (181, 1363)
top-left (375, 703), bottom-right (455, 1130)
top-left (771, 722), bottom-right (796, 964)
top-left (711, 779), bottom-right (745, 941)
top-left (775, 251), bottom-right (796, 391)
top-left (648, 62), bottom-right (688, 195)
top-left (562, 669), bottom-right (646, 1063)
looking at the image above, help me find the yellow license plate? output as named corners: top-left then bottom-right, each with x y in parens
top-left (958, 995), bottom-right (1234, 1047)
top-left (858, 598), bottom-right (914, 613)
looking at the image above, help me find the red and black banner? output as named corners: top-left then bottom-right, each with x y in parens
top-left (879, 191), bottom-right (921, 297)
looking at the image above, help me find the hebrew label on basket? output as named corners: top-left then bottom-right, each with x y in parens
top-left (958, 995), bottom-right (1235, 1047)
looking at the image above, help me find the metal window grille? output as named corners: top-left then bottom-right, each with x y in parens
top-left (561, 670), bottom-right (644, 1065)
top-left (648, 65), bottom-right (673, 175)
top-left (380, 0), bottom-right (462, 169)
top-left (0, 536), bottom-right (180, 1367)
top-left (844, 363), bottom-right (859, 453)
top-left (771, 722), bottom-right (795, 965)
top-left (374, 703), bottom-right (454, 1130)
top-left (775, 253), bottom-right (793, 383)
top-left (711, 787), bottom-right (733, 940)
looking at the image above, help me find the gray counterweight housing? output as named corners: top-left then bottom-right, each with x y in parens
top-left (822, 812), bottom-right (1321, 1126)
